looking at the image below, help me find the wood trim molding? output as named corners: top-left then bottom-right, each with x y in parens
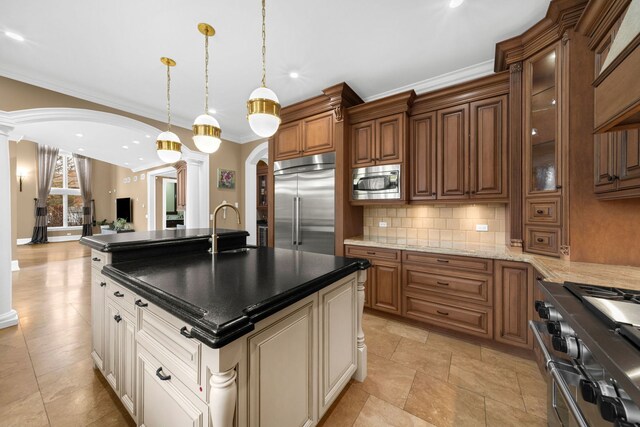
top-left (279, 82), bottom-right (363, 125)
top-left (575, 0), bottom-right (630, 49)
top-left (411, 72), bottom-right (509, 116)
top-left (347, 90), bottom-right (416, 124)
top-left (494, 0), bottom-right (588, 71)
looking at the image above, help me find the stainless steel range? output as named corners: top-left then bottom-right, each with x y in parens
top-left (532, 280), bottom-right (640, 427)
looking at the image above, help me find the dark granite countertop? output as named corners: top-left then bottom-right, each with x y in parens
top-left (81, 228), bottom-right (247, 252)
top-left (102, 247), bottom-right (370, 349)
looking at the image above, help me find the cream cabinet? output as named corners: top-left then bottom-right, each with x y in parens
top-left (90, 249), bottom-right (111, 371)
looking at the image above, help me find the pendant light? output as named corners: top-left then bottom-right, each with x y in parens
top-left (193, 23), bottom-right (222, 154)
top-left (246, 0), bottom-right (281, 138)
top-left (156, 57), bottom-right (182, 163)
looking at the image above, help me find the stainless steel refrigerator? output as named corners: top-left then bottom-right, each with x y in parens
top-left (274, 153), bottom-right (335, 255)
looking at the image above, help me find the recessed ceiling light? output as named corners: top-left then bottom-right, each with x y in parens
top-left (138, 157), bottom-right (144, 161)
top-left (449, 0), bottom-right (464, 8)
top-left (124, 162), bottom-right (129, 166)
top-left (145, 134), bottom-right (151, 138)
top-left (75, 133), bottom-right (83, 137)
top-left (5, 31), bottom-right (25, 42)
top-left (208, 108), bottom-right (217, 115)
top-left (122, 145), bottom-right (129, 149)
top-left (78, 148), bottom-right (85, 152)
top-left (132, 140), bottom-right (140, 144)
top-left (289, 71), bottom-right (299, 79)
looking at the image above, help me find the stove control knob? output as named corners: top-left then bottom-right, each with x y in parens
top-left (547, 321), bottom-right (560, 335)
top-left (552, 336), bottom-right (579, 358)
top-left (599, 396), bottom-right (625, 422)
top-left (580, 379), bottom-right (599, 404)
top-left (534, 300), bottom-right (550, 312)
top-left (614, 420), bottom-right (638, 427)
top-left (547, 321), bottom-right (575, 337)
top-left (539, 306), bottom-right (562, 322)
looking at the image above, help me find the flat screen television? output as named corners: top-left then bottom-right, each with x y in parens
top-left (116, 197), bottom-right (132, 222)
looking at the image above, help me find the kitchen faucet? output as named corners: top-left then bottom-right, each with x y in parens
top-left (211, 202), bottom-right (241, 254)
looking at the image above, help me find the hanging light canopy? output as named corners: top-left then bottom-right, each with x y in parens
top-left (246, 0), bottom-right (281, 138)
top-left (193, 23), bottom-right (222, 154)
top-left (156, 57), bottom-right (182, 164)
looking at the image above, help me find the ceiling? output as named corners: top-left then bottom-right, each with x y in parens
top-left (1, 0), bottom-right (549, 145)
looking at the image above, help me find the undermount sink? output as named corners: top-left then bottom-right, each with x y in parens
top-left (211, 245), bottom-right (258, 255)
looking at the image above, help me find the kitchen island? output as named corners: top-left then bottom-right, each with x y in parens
top-left (82, 230), bottom-right (369, 427)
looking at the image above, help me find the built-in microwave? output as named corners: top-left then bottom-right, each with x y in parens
top-left (352, 164), bottom-right (401, 200)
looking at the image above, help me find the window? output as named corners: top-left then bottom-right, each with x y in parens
top-left (47, 152), bottom-right (83, 228)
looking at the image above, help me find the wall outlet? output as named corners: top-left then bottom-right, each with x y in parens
top-left (475, 224), bottom-right (489, 232)
top-left (379, 221), bottom-right (388, 228)
top-left (210, 214), bottom-right (214, 221)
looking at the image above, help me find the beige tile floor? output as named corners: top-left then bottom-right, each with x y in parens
top-left (1, 242), bottom-right (548, 427)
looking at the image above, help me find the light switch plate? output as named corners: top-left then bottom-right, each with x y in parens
top-left (379, 221), bottom-right (388, 228)
top-left (476, 224), bottom-right (489, 232)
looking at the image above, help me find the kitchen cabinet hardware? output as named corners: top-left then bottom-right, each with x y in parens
top-left (367, 251), bottom-right (375, 255)
top-left (100, 281), bottom-right (107, 287)
top-left (536, 209), bottom-right (544, 214)
top-left (135, 299), bottom-right (148, 308)
top-left (555, 185), bottom-right (562, 189)
top-left (155, 367), bottom-right (171, 381)
top-left (436, 259), bottom-right (449, 263)
top-left (113, 291), bottom-right (124, 298)
top-left (180, 326), bottom-right (193, 339)
top-left (436, 281), bottom-right (450, 286)
top-left (537, 238), bottom-right (544, 243)
top-left (436, 310), bottom-right (449, 316)
top-left (114, 314), bottom-right (122, 323)
top-left (92, 257), bottom-right (101, 262)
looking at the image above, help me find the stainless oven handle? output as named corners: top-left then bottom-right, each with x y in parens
top-left (549, 363), bottom-right (589, 427)
top-left (529, 320), bottom-right (553, 368)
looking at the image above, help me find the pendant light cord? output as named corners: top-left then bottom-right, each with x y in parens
top-left (205, 31), bottom-right (210, 113)
top-left (261, 0), bottom-right (267, 88)
top-left (166, 63), bottom-right (172, 131)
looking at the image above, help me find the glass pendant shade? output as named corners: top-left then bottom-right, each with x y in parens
top-left (247, 86), bottom-right (281, 138)
top-left (193, 114), bottom-right (222, 153)
top-left (156, 131), bottom-right (182, 163)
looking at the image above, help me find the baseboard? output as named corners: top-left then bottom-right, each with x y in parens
top-left (0, 309), bottom-right (19, 329)
top-left (17, 235), bottom-right (81, 245)
top-left (11, 260), bottom-right (19, 271)
top-left (16, 238), bottom-right (30, 245)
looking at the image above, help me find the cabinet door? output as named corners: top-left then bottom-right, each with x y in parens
top-left (274, 122), bottom-right (302, 160)
top-left (410, 112), bottom-right (437, 200)
top-left (494, 261), bottom-right (534, 349)
top-left (248, 301), bottom-right (316, 427)
top-left (120, 309), bottom-right (137, 419)
top-left (470, 96), bottom-right (508, 199)
top-left (370, 260), bottom-right (401, 315)
top-left (91, 271), bottom-right (106, 371)
top-left (105, 300), bottom-right (120, 393)
top-left (303, 112), bottom-right (334, 155)
top-left (351, 120), bottom-right (376, 168)
top-left (618, 129), bottom-right (640, 190)
top-left (376, 113), bottom-right (404, 165)
top-left (318, 278), bottom-right (357, 416)
top-left (594, 132), bottom-right (618, 193)
top-left (175, 161), bottom-right (187, 211)
top-left (137, 348), bottom-right (209, 427)
top-left (437, 104), bottom-right (469, 199)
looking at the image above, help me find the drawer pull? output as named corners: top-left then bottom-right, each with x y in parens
top-left (100, 282), bottom-right (107, 287)
top-left (156, 367), bottom-right (171, 381)
top-left (180, 326), bottom-right (193, 339)
top-left (536, 209), bottom-right (544, 214)
top-left (114, 314), bottom-right (122, 323)
top-left (113, 291), bottom-right (124, 298)
top-left (536, 238), bottom-right (544, 243)
top-left (92, 257), bottom-right (101, 262)
top-left (436, 281), bottom-right (449, 286)
top-left (436, 310), bottom-right (449, 316)
top-left (366, 251), bottom-right (376, 255)
top-left (135, 299), bottom-right (148, 308)
top-left (436, 259), bottom-right (449, 263)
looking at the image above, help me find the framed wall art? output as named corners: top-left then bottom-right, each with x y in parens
top-left (217, 168), bottom-right (236, 190)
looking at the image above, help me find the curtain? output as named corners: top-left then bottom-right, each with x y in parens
top-left (30, 145), bottom-right (59, 243)
top-left (73, 154), bottom-right (93, 237)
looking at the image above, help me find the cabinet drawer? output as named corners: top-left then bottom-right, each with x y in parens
top-left (402, 251), bottom-right (493, 274)
top-left (345, 245), bottom-right (400, 262)
top-left (136, 302), bottom-right (203, 398)
top-left (526, 199), bottom-right (560, 225)
top-left (525, 227), bottom-right (560, 257)
top-left (106, 280), bottom-right (136, 313)
top-left (403, 266), bottom-right (492, 306)
top-left (91, 249), bottom-right (108, 270)
top-left (404, 294), bottom-right (493, 338)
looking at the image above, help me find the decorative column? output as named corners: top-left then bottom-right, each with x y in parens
top-left (0, 119), bottom-right (18, 329)
top-left (353, 269), bottom-right (367, 382)
top-left (508, 62), bottom-right (524, 249)
top-left (209, 368), bottom-right (237, 427)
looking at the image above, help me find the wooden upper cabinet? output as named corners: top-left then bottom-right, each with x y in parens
top-left (174, 161), bottom-right (187, 212)
top-left (594, 132), bottom-right (618, 193)
top-left (410, 112), bottom-right (437, 201)
top-left (376, 113), bottom-right (404, 165)
top-left (274, 122), bottom-right (302, 160)
top-left (469, 96), bottom-right (508, 199)
top-left (302, 112), bottom-right (334, 155)
top-left (437, 104), bottom-right (469, 199)
top-left (618, 129), bottom-right (640, 191)
top-left (351, 120), bottom-right (376, 168)
top-left (494, 261), bottom-right (533, 349)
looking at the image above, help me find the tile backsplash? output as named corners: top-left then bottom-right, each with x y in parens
top-left (363, 204), bottom-right (506, 245)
